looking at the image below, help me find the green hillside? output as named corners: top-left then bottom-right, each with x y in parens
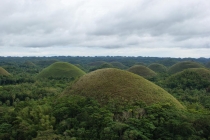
top-left (35, 59), bottom-right (59, 68)
top-left (110, 61), bottom-right (127, 69)
top-left (37, 62), bottom-right (86, 79)
top-left (189, 68), bottom-right (210, 81)
top-left (148, 63), bottom-right (167, 73)
top-left (0, 67), bottom-right (10, 76)
top-left (135, 62), bottom-right (146, 66)
top-left (88, 61), bottom-right (107, 67)
top-left (65, 68), bottom-right (184, 109)
top-left (168, 61), bottom-right (204, 74)
top-left (23, 61), bottom-right (36, 67)
top-left (128, 65), bottom-right (157, 78)
top-left (206, 61), bottom-right (210, 68)
top-left (89, 62), bottom-right (113, 72)
top-left (165, 68), bottom-right (210, 90)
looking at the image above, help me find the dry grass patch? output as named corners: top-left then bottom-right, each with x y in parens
top-left (64, 68), bottom-right (184, 109)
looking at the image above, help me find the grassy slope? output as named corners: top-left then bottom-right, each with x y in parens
top-left (66, 68), bottom-right (184, 109)
top-left (0, 67), bottom-right (10, 76)
top-left (128, 65), bottom-right (157, 78)
top-left (23, 61), bottom-right (36, 67)
top-left (185, 68), bottom-right (210, 81)
top-left (168, 61), bottom-right (204, 74)
top-left (110, 61), bottom-right (127, 69)
top-left (37, 62), bottom-right (85, 79)
top-left (148, 63), bottom-right (167, 73)
top-left (88, 61), bottom-right (107, 67)
top-left (206, 61), bottom-right (210, 68)
top-left (165, 68), bottom-right (210, 90)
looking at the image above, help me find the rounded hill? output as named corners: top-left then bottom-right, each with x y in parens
top-left (88, 61), bottom-right (107, 67)
top-left (128, 65), bottom-right (157, 78)
top-left (148, 63), bottom-right (167, 73)
top-left (0, 67), bottom-right (10, 76)
top-left (35, 59), bottom-right (59, 68)
top-left (37, 62), bottom-right (86, 79)
top-left (168, 61), bottom-right (203, 74)
top-left (189, 68), bottom-right (210, 81)
top-left (165, 68), bottom-right (210, 90)
top-left (110, 61), bottom-right (127, 69)
top-left (89, 63), bottom-right (113, 72)
top-left (65, 68), bottom-right (184, 109)
top-left (23, 61), bottom-right (36, 67)
top-left (206, 61), bottom-right (210, 68)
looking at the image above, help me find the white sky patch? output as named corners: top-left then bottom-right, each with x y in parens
top-left (0, 0), bottom-right (210, 57)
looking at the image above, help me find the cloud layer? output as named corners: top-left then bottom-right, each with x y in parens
top-left (0, 0), bottom-right (210, 57)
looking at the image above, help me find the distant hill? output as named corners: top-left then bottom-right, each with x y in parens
top-left (35, 60), bottom-right (59, 68)
top-left (37, 62), bottom-right (86, 79)
top-left (148, 63), bottom-right (167, 73)
top-left (64, 68), bottom-right (184, 109)
top-left (189, 68), bottom-right (210, 81)
top-left (23, 61), bottom-right (36, 67)
top-left (128, 65), bottom-right (157, 78)
top-left (134, 62), bottom-right (146, 66)
top-left (0, 67), bottom-right (10, 76)
top-left (88, 61), bottom-right (107, 67)
top-left (89, 63), bottom-right (113, 72)
top-left (110, 61), bottom-right (127, 69)
top-left (165, 68), bottom-right (210, 90)
top-left (168, 61), bottom-right (204, 74)
top-left (206, 61), bottom-right (210, 68)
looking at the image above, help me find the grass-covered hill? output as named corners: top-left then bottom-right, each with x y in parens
top-left (148, 63), bottom-right (167, 73)
top-left (98, 63), bottom-right (113, 69)
top-left (37, 62), bottom-right (86, 79)
top-left (134, 62), bottom-right (146, 66)
top-left (23, 61), bottom-right (36, 67)
top-left (88, 61), bottom-right (107, 67)
top-left (89, 62), bottom-right (113, 72)
top-left (110, 61), bottom-right (127, 69)
top-left (65, 68), bottom-right (184, 109)
top-left (35, 59), bottom-right (59, 68)
top-left (189, 68), bottom-right (210, 81)
top-left (128, 65), bottom-right (157, 78)
top-left (165, 68), bottom-right (210, 90)
top-left (168, 61), bottom-right (204, 74)
top-left (0, 67), bottom-right (10, 76)
top-left (206, 61), bottom-right (210, 68)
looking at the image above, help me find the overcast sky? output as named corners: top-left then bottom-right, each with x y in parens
top-left (0, 0), bottom-right (210, 58)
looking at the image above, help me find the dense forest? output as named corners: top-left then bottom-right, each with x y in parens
top-left (0, 56), bottom-right (210, 140)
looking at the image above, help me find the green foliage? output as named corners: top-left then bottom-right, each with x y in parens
top-left (193, 116), bottom-right (210, 139)
top-left (205, 61), bottom-right (210, 68)
top-left (13, 99), bottom-right (56, 139)
top-left (0, 56), bottom-right (210, 140)
top-left (0, 74), bottom-right (35, 85)
top-left (0, 123), bottom-right (12, 139)
top-left (53, 95), bottom-right (114, 139)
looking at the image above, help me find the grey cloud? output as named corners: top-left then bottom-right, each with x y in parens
top-left (89, 0), bottom-right (210, 48)
top-left (0, 0), bottom-right (210, 57)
